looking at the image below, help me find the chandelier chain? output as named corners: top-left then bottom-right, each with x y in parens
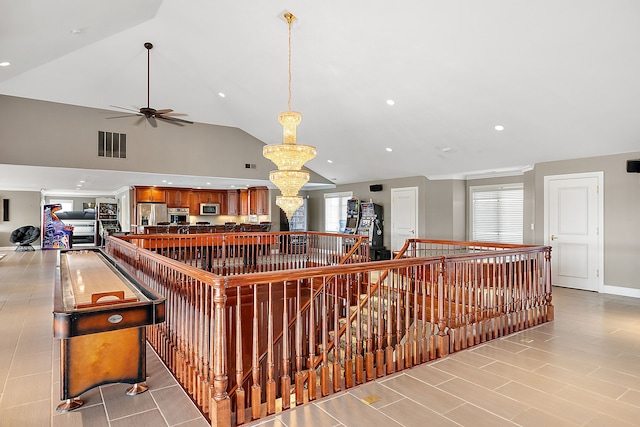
top-left (287, 16), bottom-right (292, 112)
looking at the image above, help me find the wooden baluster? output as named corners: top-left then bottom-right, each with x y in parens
top-left (281, 280), bottom-right (291, 410)
top-left (395, 268), bottom-right (403, 372)
top-left (320, 279), bottom-right (329, 396)
top-left (375, 269), bottom-right (384, 378)
top-left (365, 275), bottom-right (375, 381)
top-left (404, 266), bottom-right (412, 368)
top-left (210, 281), bottom-right (230, 427)
top-left (333, 275), bottom-right (341, 393)
top-left (420, 265), bottom-right (429, 363)
top-left (437, 259), bottom-right (449, 357)
top-left (355, 274), bottom-right (364, 384)
top-left (385, 269), bottom-right (394, 374)
top-left (412, 265), bottom-right (420, 366)
top-left (250, 285), bottom-right (261, 420)
top-left (201, 283), bottom-right (211, 415)
top-left (266, 282), bottom-right (276, 415)
top-left (295, 279), bottom-right (305, 405)
top-left (344, 274), bottom-right (353, 389)
top-left (308, 280), bottom-right (317, 401)
top-left (234, 287), bottom-right (245, 425)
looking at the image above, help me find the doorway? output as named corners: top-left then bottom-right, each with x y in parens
top-left (544, 172), bottom-right (603, 291)
top-left (390, 187), bottom-right (418, 252)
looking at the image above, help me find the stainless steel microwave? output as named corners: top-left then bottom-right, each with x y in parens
top-left (200, 203), bottom-right (220, 215)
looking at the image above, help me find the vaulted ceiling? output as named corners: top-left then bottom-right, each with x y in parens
top-left (1, 1), bottom-right (640, 193)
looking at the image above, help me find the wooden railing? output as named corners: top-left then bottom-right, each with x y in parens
top-left (116, 231), bottom-right (370, 275)
top-left (105, 235), bottom-right (552, 427)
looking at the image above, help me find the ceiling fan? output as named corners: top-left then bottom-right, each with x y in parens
top-left (109, 42), bottom-right (193, 127)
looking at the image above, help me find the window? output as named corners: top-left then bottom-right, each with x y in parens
top-left (324, 191), bottom-right (352, 232)
top-left (49, 199), bottom-right (74, 212)
top-left (469, 184), bottom-right (523, 244)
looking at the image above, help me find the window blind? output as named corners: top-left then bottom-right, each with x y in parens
top-left (471, 186), bottom-right (523, 244)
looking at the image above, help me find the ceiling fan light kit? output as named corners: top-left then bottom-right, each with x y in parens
top-left (109, 42), bottom-right (193, 127)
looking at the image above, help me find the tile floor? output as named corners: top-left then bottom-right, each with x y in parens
top-left (1, 250), bottom-right (640, 426)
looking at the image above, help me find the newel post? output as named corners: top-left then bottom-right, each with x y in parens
top-left (210, 280), bottom-right (230, 427)
top-left (545, 247), bottom-right (554, 321)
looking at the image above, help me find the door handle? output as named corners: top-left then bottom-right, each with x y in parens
top-left (551, 234), bottom-right (557, 241)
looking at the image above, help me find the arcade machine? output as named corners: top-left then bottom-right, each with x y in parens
top-left (357, 202), bottom-right (388, 259)
top-left (97, 200), bottom-right (121, 246)
top-left (343, 198), bottom-right (361, 234)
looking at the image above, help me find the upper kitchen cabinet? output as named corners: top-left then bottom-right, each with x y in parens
top-left (135, 187), bottom-right (166, 203)
top-left (226, 190), bottom-right (239, 216)
top-left (249, 186), bottom-right (269, 215)
top-left (239, 189), bottom-right (249, 216)
top-left (166, 189), bottom-right (191, 208)
top-left (189, 190), bottom-right (224, 214)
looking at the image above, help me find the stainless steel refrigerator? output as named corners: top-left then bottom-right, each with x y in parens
top-left (137, 203), bottom-right (168, 226)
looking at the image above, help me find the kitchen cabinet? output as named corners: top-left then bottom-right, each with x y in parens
top-left (239, 189), bottom-right (249, 216)
top-left (135, 187), bottom-right (166, 203)
top-left (226, 190), bottom-right (239, 215)
top-left (189, 190), bottom-right (224, 214)
top-left (166, 189), bottom-right (191, 208)
top-left (249, 186), bottom-right (269, 215)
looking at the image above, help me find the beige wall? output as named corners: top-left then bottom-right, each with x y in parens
top-left (533, 151), bottom-right (640, 290)
top-left (0, 191), bottom-right (41, 248)
top-left (0, 95), bottom-right (330, 186)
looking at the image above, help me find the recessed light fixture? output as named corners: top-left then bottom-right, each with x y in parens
top-left (206, 182), bottom-right (211, 185)
top-left (385, 147), bottom-right (393, 152)
top-left (167, 182), bottom-right (173, 185)
top-left (0, 62), bottom-right (10, 67)
top-left (441, 147), bottom-right (452, 153)
top-left (70, 28), bottom-right (83, 35)
top-left (386, 99), bottom-right (395, 106)
top-left (162, 180), bottom-right (167, 183)
top-left (327, 160), bottom-right (333, 163)
top-left (494, 125), bottom-right (505, 131)
top-left (218, 92), bottom-right (226, 98)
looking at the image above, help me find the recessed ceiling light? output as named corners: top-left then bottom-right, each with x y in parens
top-left (206, 182), bottom-right (211, 185)
top-left (386, 147), bottom-right (393, 152)
top-left (386, 99), bottom-right (395, 106)
top-left (0, 62), bottom-right (10, 67)
top-left (494, 125), bottom-right (504, 131)
top-left (162, 180), bottom-right (167, 183)
top-left (441, 147), bottom-right (452, 153)
top-left (167, 182), bottom-right (173, 185)
top-left (230, 185), bottom-right (236, 188)
top-left (70, 28), bottom-right (83, 35)
top-left (218, 92), bottom-right (226, 98)
top-left (327, 160), bottom-right (333, 163)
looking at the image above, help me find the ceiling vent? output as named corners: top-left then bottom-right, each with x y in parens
top-left (98, 131), bottom-right (126, 159)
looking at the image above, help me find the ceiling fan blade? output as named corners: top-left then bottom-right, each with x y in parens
top-left (135, 115), bottom-right (146, 125)
top-left (106, 114), bottom-right (141, 120)
top-left (110, 105), bottom-right (142, 113)
top-left (157, 115), bottom-right (194, 125)
top-left (147, 116), bottom-right (158, 128)
top-left (162, 112), bottom-right (189, 117)
top-left (156, 116), bottom-right (185, 126)
top-left (155, 109), bottom-right (173, 114)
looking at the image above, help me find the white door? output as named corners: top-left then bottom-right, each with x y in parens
top-left (391, 187), bottom-right (418, 252)
top-left (544, 173), bottom-right (603, 291)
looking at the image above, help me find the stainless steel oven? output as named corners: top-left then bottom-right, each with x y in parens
top-left (168, 208), bottom-right (189, 224)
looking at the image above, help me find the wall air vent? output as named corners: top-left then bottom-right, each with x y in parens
top-left (245, 163), bottom-right (257, 169)
top-left (98, 131), bottom-right (127, 158)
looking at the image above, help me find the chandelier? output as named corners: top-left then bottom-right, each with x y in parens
top-left (263, 11), bottom-right (316, 220)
